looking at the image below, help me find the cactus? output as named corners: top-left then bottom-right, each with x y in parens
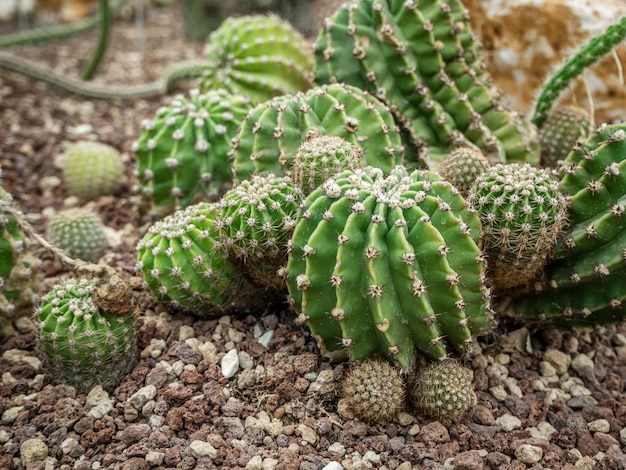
top-left (136, 202), bottom-right (245, 315)
top-left (231, 83), bottom-right (406, 183)
top-left (47, 208), bottom-right (109, 262)
top-left (214, 174), bottom-right (303, 292)
top-left (314, 0), bottom-right (540, 168)
top-left (35, 277), bottom-right (137, 392)
top-left (469, 163), bottom-right (569, 292)
top-left (198, 14), bottom-right (315, 104)
top-left (539, 106), bottom-right (593, 168)
top-left (286, 165), bottom-right (492, 366)
top-left (58, 141), bottom-right (124, 200)
top-left (341, 357), bottom-right (406, 424)
top-left (132, 89), bottom-right (251, 217)
top-left (513, 124), bottom-right (626, 327)
top-left (438, 146), bottom-right (490, 197)
top-left (409, 359), bottom-right (476, 420)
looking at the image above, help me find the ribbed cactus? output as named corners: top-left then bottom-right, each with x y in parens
top-left (539, 106), bottom-right (593, 168)
top-left (438, 146), bottom-right (490, 197)
top-left (286, 166), bottom-right (492, 366)
top-left (136, 202), bottom-right (244, 315)
top-left (513, 124), bottom-right (626, 327)
top-left (58, 141), bottom-right (124, 200)
top-left (47, 208), bottom-right (109, 262)
top-left (469, 163), bottom-right (569, 291)
top-left (198, 14), bottom-right (315, 104)
top-left (214, 174), bottom-right (302, 292)
top-left (36, 277), bottom-right (137, 392)
top-left (315, 0), bottom-right (540, 167)
top-left (231, 83), bottom-right (406, 183)
top-left (133, 88), bottom-right (251, 217)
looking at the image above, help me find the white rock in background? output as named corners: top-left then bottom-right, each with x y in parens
top-left (221, 348), bottom-right (240, 378)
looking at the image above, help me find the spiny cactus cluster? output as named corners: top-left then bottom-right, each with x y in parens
top-left (36, 277), bottom-right (137, 392)
top-left (438, 146), bottom-right (490, 196)
top-left (315, 0), bottom-right (540, 167)
top-left (47, 208), bottom-right (109, 262)
top-left (198, 14), bottom-right (315, 104)
top-left (286, 165), bottom-right (493, 366)
top-left (133, 88), bottom-right (251, 217)
top-left (539, 106), bottom-right (593, 168)
top-left (58, 141), bottom-right (124, 200)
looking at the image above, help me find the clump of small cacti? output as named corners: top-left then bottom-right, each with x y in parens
top-left (539, 106), bottom-right (593, 168)
top-left (133, 88), bottom-right (251, 217)
top-left (290, 134), bottom-right (364, 195)
top-left (198, 14), bottom-right (315, 104)
top-left (341, 357), bottom-right (406, 424)
top-left (469, 163), bottom-right (569, 292)
top-left (409, 359), bottom-right (476, 420)
top-left (47, 208), bottom-right (109, 262)
top-left (286, 166), bottom-right (493, 366)
top-left (58, 141), bottom-right (125, 200)
top-left (36, 277), bottom-right (137, 392)
top-left (438, 146), bottom-right (491, 197)
top-left (315, 0), bottom-right (540, 167)
top-left (513, 124), bottom-right (626, 327)
top-left (231, 83), bottom-right (406, 183)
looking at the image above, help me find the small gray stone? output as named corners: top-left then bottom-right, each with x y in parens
top-left (128, 385), bottom-right (158, 410)
top-left (189, 440), bottom-right (217, 459)
top-left (495, 414), bottom-right (522, 432)
top-left (515, 444), bottom-right (543, 464)
top-left (588, 419), bottom-right (610, 433)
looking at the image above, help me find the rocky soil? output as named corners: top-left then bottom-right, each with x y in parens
top-left (1, 2), bottom-right (626, 469)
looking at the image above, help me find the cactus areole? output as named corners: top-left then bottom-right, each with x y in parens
top-left (286, 166), bottom-right (492, 367)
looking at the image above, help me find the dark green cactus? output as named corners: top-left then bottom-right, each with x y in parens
top-left (469, 163), bottom-right (569, 291)
top-left (133, 89), bottom-right (251, 217)
top-left (314, 0), bottom-right (540, 167)
top-left (539, 106), bottom-right (593, 168)
top-left (513, 124), bottom-right (626, 327)
top-left (231, 83), bottom-right (406, 183)
top-left (36, 277), bottom-right (137, 392)
top-left (438, 145), bottom-right (490, 197)
top-left (47, 208), bottom-right (109, 262)
top-left (198, 14), bottom-right (315, 104)
top-left (286, 166), bottom-right (492, 366)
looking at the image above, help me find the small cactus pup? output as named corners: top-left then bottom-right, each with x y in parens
top-left (198, 14), bottom-right (315, 104)
top-left (214, 174), bottom-right (303, 293)
top-left (513, 124), bottom-right (626, 327)
top-left (47, 208), bottom-right (109, 262)
top-left (136, 202), bottom-right (246, 316)
top-left (57, 141), bottom-right (125, 200)
top-left (315, 0), bottom-right (540, 168)
top-left (231, 83), bottom-right (406, 183)
top-left (469, 163), bottom-right (569, 292)
top-left (133, 88), bottom-right (251, 218)
top-left (340, 357), bottom-right (406, 424)
top-left (35, 277), bottom-right (137, 392)
top-left (539, 106), bottom-right (593, 168)
top-left (438, 146), bottom-right (491, 197)
top-left (291, 134), bottom-right (364, 195)
top-left (286, 166), bottom-right (493, 367)
top-left (409, 359), bottom-right (476, 420)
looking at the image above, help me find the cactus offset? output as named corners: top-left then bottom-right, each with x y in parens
top-left (133, 89), bottom-right (251, 217)
top-left (539, 106), bottom-right (593, 168)
top-left (47, 208), bottom-right (109, 262)
top-left (315, 0), bottom-right (540, 168)
top-left (438, 146), bottom-right (490, 197)
top-left (198, 14), bottom-right (315, 104)
top-left (286, 166), bottom-right (492, 366)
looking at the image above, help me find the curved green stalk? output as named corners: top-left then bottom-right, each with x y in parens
top-left (81, 0), bottom-right (111, 80)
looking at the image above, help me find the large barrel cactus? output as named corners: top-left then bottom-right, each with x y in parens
top-left (314, 0), bottom-right (540, 167)
top-left (286, 166), bottom-right (493, 366)
top-left (513, 124), bottom-right (626, 327)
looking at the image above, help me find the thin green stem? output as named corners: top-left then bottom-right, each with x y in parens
top-left (81, 0), bottom-right (111, 80)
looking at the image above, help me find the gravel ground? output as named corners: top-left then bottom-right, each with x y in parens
top-left (1, 2), bottom-right (626, 470)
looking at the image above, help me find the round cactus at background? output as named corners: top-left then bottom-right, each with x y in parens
top-left (539, 105), bottom-right (593, 168)
top-left (438, 146), bottom-right (490, 197)
top-left (47, 208), bottom-right (109, 262)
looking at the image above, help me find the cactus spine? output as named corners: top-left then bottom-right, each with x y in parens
top-left (47, 208), bottom-right (109, 262)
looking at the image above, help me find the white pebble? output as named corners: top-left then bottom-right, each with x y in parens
top-left (128, 385), bottom-right (157, 410)
top-left (588, 419), bottom-right (610, 433)
top-left (495, 414), bottom-right (522, 432)
top-left (322, 463), bottom-right (343, 470)
top-left (245, 455), bottom-right (263, 470)
top-left (221, 349), bottom-right (240, 378)
top-left (257, 330), bottom-right (274, 348)
top-left (189, 440), bottom-right (217, 459)
top-left (328, 442), bottom-right (346, 456)
top-left (620, 427), bottom-right (626, 445)
top-left (515, 444), bottom-right (543, 464)
top-left (571, 353), bottom-right (594, 373)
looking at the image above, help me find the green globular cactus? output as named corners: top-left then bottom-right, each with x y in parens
top-left (47, 208), bottom-right (109, 262)
top-left (133, 89), bottom-right (251, 217)
top-left (36, 277), bottom-right (137, 392)
top-left (409, 359), bottom-right (476, 420)
top-left (231, 83), bottom-right (406, 183)
top-left (58, 141), bottom-right (124, 200)
top-left (214, 174), bottom-right (303, 292)
top-left (341, 357), bottom-right (406, 424)
top-left (198, 14), bottom-right (315, 104)
top-left (438, 146), bottom-right (490, 197)
top-left (539, 106), bottom-right (593, 168)
top-left (469, 163), bottom-right (569, 292)
top-left (286, 166), bottom-right (492, 366)
top-left (513, 124), bottom-right (626, 327)
top-left (136, 202), bottom-right (245, 315)
top-left (315, 0), bottom-right (540, 168)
